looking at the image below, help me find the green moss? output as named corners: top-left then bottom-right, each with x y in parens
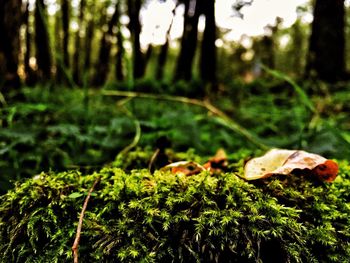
top-left (0, 156), bottom-right (350, 262)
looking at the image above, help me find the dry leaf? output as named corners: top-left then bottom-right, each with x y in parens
top-left (160, 161), bottom-right (205, 176)
top-left (244, 149), bottom-right (338, 182)
top-left (203, 148), bottom-right (228, 173)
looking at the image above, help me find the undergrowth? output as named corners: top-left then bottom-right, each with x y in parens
top-left (0, 150), bottom-right (349, 262)
top-left (1, 81), bottom-right (350, 193)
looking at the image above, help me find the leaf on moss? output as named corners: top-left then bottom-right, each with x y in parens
top-left (160, 161), bottom-right (205, 176)
top-left (68, 192), bottom-right (84, 199)
top-left (244, 149), bottom-right (338, 182)
top-left (203, 148), bottom-right (228, 173)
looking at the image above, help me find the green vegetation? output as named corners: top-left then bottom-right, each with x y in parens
top-left (1, 80), bottom-right (350, 193)
top-left (0, 149), bottom-right (349, 262)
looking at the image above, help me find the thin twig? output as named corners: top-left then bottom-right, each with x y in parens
top-left (101, 90), bottom-right (268, 150)
top-left (148, 148), bottom-right (160, 172)
top-left (72, 176), bottom-right (101, 263)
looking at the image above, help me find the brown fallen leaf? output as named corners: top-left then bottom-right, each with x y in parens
top-left (160, 161), bottom-right (206, 176)
top-left (244, 149), bottom-right (338, 182)
top-left (203, 148), bottom-right (228, 173)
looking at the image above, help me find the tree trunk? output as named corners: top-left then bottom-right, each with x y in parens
top-left (0, 0), bottom-right (22, 89)
top-left (305, 0), bottom-right (345, 82)
top-left (115, 24), bottom-right (125, 81)
top-left (35, 0), bottom-right (53, 80)
top-left (128, 0), bottom-right (145, 79)
top-left (23, 1), bottom-right (36, 85)
top-left (84, 19), bottom-right (94, 74)
top-left (156, 41), bottom-right (169, 80)
top-left (156, 4), bottom-right (176, 81)
top-left (175, 0), bottom-right (202, 81)
top-left (61, 0), bottom-right (70, 68)
top-left (115, 0), bottom-right (124, 81)
top-left (73, 0), bottom-right (85, 85)
top-left (200, 0), bottom-right (216, 85)
top-left (92, 2), bottom-right (120, 86)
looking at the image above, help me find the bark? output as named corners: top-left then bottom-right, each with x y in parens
top-left (0, 0), bottom-right (22, 89)
top-left (115, 25), bottom-right (125, 81)
top-left (200, 0), bottom-right (216, 85)
top-left (73, 0), bottom-right (85, 85)
top-left (35, 0), bottom-right (53, 80)
top-left (128, 0), bottom-right (145, 79)
top-left (175, 0), bottom-right (202, 81)
top-left (156, 41), bottom-right (169, 80)
top-left (84, 19), bottom-right (94, 73)
top-left (305, 0), bottom-right (346, 82)
top-left (23, 1), bottom-right (36, 85)
top-left (156, 5), bottom-right (176, 80)
top-left (61, 0), bottom-right (70, 68)
top-left (92, 2), bottom-right (120, 86)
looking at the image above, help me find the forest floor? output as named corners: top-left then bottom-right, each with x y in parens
top-left (0, 79), bottom-right (350, 193)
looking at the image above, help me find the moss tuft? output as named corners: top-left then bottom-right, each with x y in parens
top-left (0, 155), bottom-right (349, 262)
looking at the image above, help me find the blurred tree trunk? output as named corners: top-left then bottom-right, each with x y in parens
top-left (200, 0), bottom-right (216, 86)
top-left (61, 0), bottom-right (70, 69)
top-left (156, 40), bottom-right (169, 81)
top-left (0, 0), bottom-right (22, 89)
top-left (24, 1), bottom-right (36, 85)
top-left (156, 5), bottom-right (176, 81)
top-left (92, 2), bottom-right (120, 86)
top-left (175, 0), bottom-right (202, 81)
top-left (35, 0), bottom-right (53, 80)
top-left (73, 0), bottom-right (85, 85)
top-left (115, 22), bottom-right (125, 81)
top-left (56, 0), bottom-right (70, 84)
top-left (305, 0), bottom-right (346, 82)
top-left (128, 0), bottom-right (145, 79)
top-left (84, 18), bottom-right (94, 75)
top-left (291, 18), bottom-right (304, 78)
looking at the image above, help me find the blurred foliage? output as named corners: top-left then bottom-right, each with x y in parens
top-left (0, 150), bottom-right (349, 262)
top-left (1, 78), bottom-right (350, 193)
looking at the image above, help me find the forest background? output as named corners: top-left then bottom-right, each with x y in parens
top-left (0, 0), bottom-right (350, 193)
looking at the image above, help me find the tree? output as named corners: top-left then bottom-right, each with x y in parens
top-left (73, 0), bottom-right (85, 85)
top-left (92, 1), bottom-right (121, 86)
top-left (35, 0), bottom-right (53, 80)
top-left (128, 0), bottom-right (145, 79)
top-left (23, 1), bottom-right (37, 85)
top-left (61, 0), bottom-right (70, 69)
top-left (200, 0), bottom-right (217, 86)
top-left (175, 0), bottom-right (202, 81)
top-left (115, 12), bottom-right (125, 82)
top-left (305, 0), bottom-right (346, 82)
top-left (156, 4), bottom-right (177, 81)
top-left (0, 0), bottom-right (22, 89)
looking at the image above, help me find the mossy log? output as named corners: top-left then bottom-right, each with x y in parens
top-left (0, 154), bottom-right (350, 262)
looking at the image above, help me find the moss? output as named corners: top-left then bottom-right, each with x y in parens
top-left (0, 154), bottom-right (349, 262)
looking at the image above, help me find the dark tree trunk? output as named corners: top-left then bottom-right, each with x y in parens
top-left (175, 0), bottom-right (202, 81)
top-left (23, 1), bottom-right (36, 85)
top-left (73, 0), bottom-right (85, 85)
top-left (35, 0), bottom-right (52, 80)
top-left (61, 0), bottom-right (70, 68)
top-left (305, 0), bottom-right (345, 82)
top-left (92, 2), bottom-right (120, 86)
top-left (156, 41), bottom-right (169, 80)
top-left (128, 0), bottom-right (145, 79)
top-left (156, 5), bottom-right (176, 81)
top-left (84, 19), bottom-right (94, 73)
top-left (115, 25), bottom-right (125, 81)
top-left (200, 0), bottom-right (216, 85)
top-left (291, 19), bottom-right (304, 78)
top-left (0, 0), bottom-right (22, 89)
